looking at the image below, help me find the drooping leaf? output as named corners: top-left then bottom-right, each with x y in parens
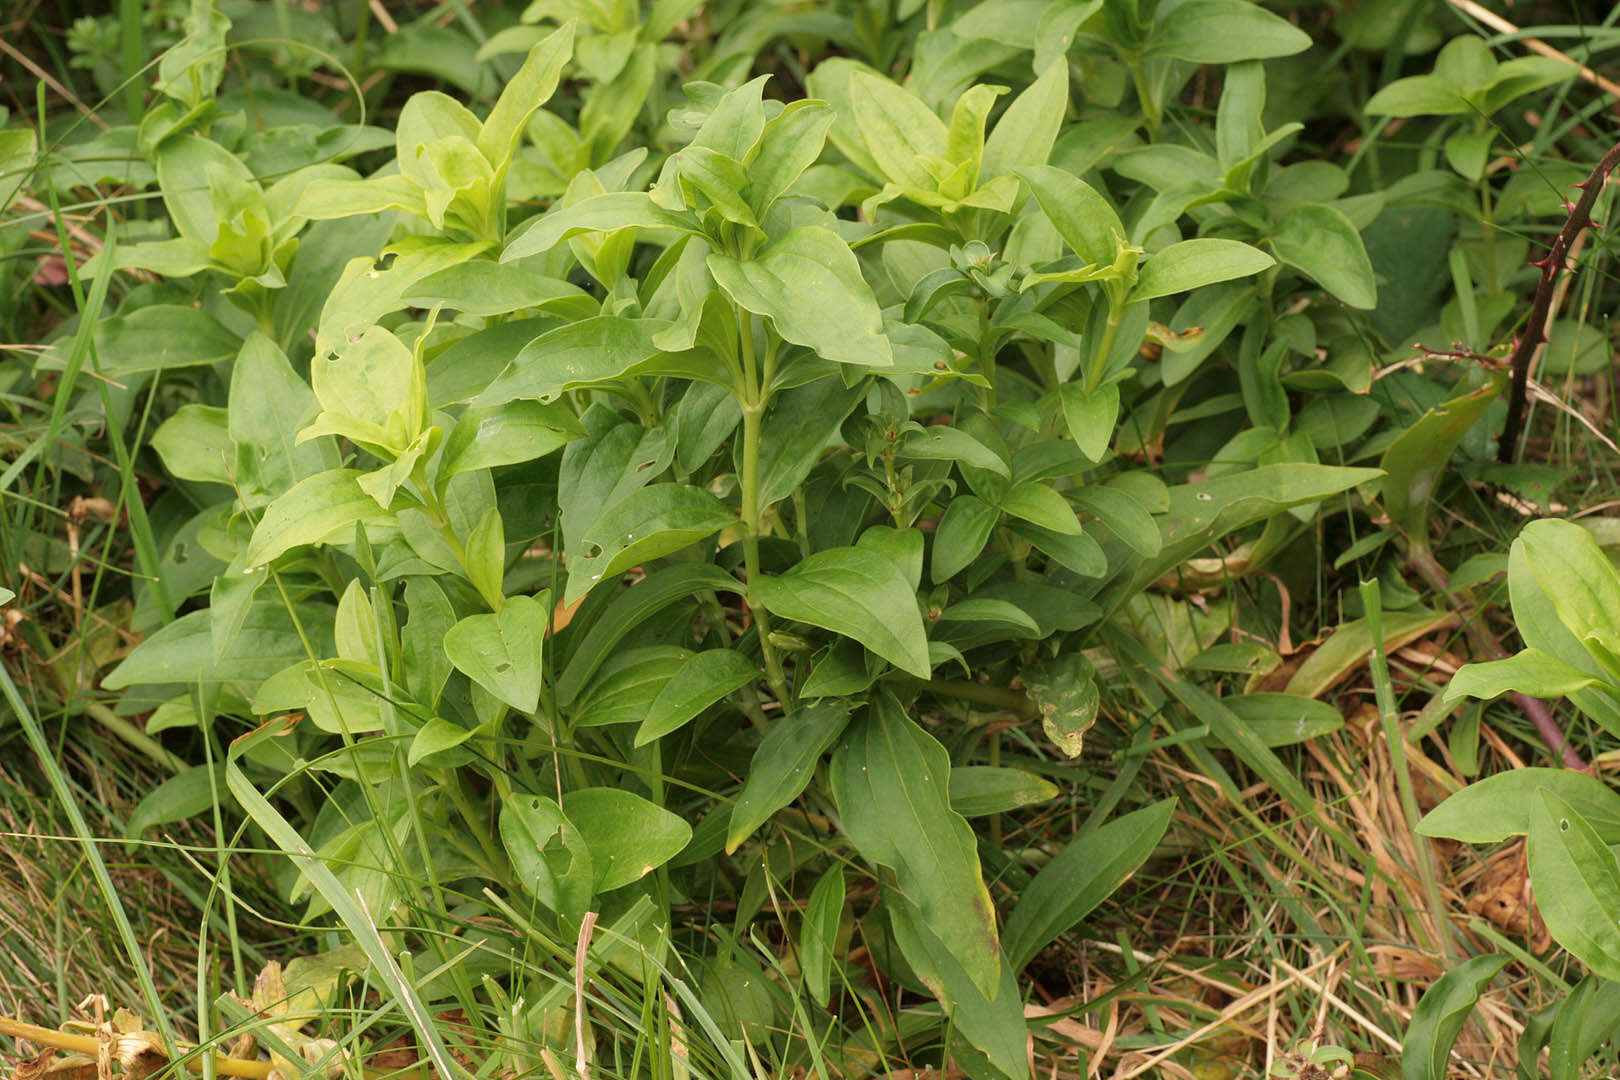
top-left (831, 690), bottom-right (1001, 998)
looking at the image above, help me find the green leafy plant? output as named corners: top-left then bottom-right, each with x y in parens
top-left (15, 0), bottom-right (1620, 1077)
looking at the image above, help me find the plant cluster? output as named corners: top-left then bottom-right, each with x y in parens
top-left (4, 0), bottom-right (1620, 1078)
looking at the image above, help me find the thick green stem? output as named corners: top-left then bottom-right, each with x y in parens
top-left (741, 403), bottom-right (792, 708)
top-left (736, 315), bottom-right (793, 709)
top-left (1087, 304), bottom-right (1125, 394)
top-left (923, 678), bottom-right (1037, 717)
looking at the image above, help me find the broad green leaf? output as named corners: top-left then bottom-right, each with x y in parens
top-left (1127, 238), bottom-right (1274, 303)
top-left (1002, 796), bottom-right (1175, 969)
top-left (441, 400), bottom-right (585, 478)
top-left (635, 649), bottom-right (759, 745)
top-left (709, 227), bottom-right (892, 368)
top-left (463, 507), bottom-right (507, 611)
top-left (1379, 377), bottom-right (1502, 541)
top-left (756, 377), bottom-right (868, 507)
top-left (103, 603), bottom-right (328, 689)
top-left (475, 316), bottom-right (680, 406)
top-left (407, 717), bottom-right (478, 766)
top-left (1148, 0), bottom-right (1311, 62)
top-left (1013, 520), bottom-right (1108, 578)
top-left (755, 547), bottom-right (931, 677)
top-left (561, 788), bottom-right (692, 892)
top-left (402, 577), bottom-right (455, 709)
top-left (1364, 75), bottom-right (1470, 117)
top-left (849, 70), bottom-right (948, 189)
top-left (1529, 792), bottom-right (1620, 982)
top-left (229, 334), bottom-right (333, 501)
top-left (1444, 649), bottom-right (1600, 703)
top-left (800, 865), bottom-right (844, 1009)
top-left (1417, 768), bottom-right (1620, 844)
top-left (746, 100), bottom-right (836, 218)
top-left (1508, 533), bottom-right (1620, 739)
top-left (943, 85), bottom-right (1002, 190)
top-left (980, 59), bottom-right (1068, 180)
top-left (305, 324), bottom-right (421, 450)
top-left (316, 239), bottom-right (487, 358)
top-left (244, 471), bottom-right (389, 567)
top-left (1132, 465), bottom-right (1383, 592)
top-left (1519, 519), bottom-right (1620, 678)
top-left (477, 22), bottom-right (575, 171)
top-left (501, 192), bottom-right (702, 262)
top-left (831, 690), bottom-right (1001, 998)
top-left (152, 405), bottom-right (232, 484)
top-left (948, 766), bottom-right (1060, 817)
top-left (1016, 165), bottom-right (1124, 266)
top-left (565, 484), bottom-right (732, 605)
top-left (442, 592), bottom-right (549, 712)
top-left (53, 305), bottom-right (241, 377)
top-left (294, 173), bottom-right (431, 221)
top-left (572, 647), bottom-right (687, 728)
top-left (1059, 382), bottom-right (1119, 461)
top-left (898, 426), bottom-right (1011, 478)
top-left (857, 525), bottom-right (924, 592)
top-left (936, 598), bottom-right (1040, 635)
top-left (999, 481), bottom-right (1080, 535)
top-left (1270, 202), bottom-right (1377, 309)
top-left (1401, 954), bottom-right (1510, 1080)
top-left (1071, 485), bottom-right (1160, 557)
top-left (932, 495), bottom-right (1000, 583)
top-left (499, 790), bottom-right (594, 922)
top-left (559, 414), bottom-right (672, 562)
top-left (727, 701), bottom-right (851, 852)
top-left (402, 261), bottom-right (592, 318)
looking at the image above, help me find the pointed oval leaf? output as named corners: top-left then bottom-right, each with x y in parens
top-left (1001, 797), bottom-right (1176, 970)
top-left (1127, 238), bottom-right (1275, 303)
top-left (708, 227), bottom-right (892, 368)
top-left (635, 649), bottom-right (759, 745)
top-left (755, 547), bottom-right (931, 677)
top-left (561, 787), bottom-right (692, 892)
top-left (727, 701), bottom-right (852, 852)
top-left (1271, 203), bottom-right (1377, 309)
top-left (443, 593), bottom-right (548, 712)
top-left (1418, 768), bottom-right (1620, 845)
top-left (831, 691), bottom-right (1001, 998)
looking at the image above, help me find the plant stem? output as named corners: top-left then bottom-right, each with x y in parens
top-left (923, 678), bottom-right (1037, 717)
top-left (736, 314), bottom-right (792, 708)
top-left (1087, 303), bottom-right (1124, 394)
top-left (1499, 135), bottom-right (1620, 462)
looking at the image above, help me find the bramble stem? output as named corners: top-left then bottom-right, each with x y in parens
top-left (1498, 137), bottom-right (1620, 462)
